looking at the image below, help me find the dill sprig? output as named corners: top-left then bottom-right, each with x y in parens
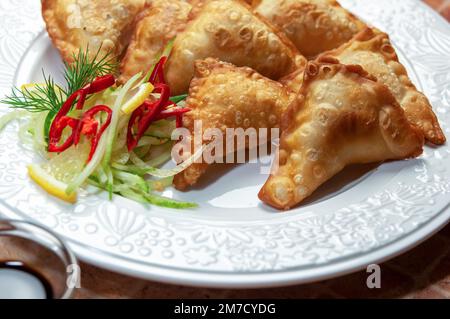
top-left (3, 72), bottom-right (65, 113)
top-left (64, 47), bottom-right (117, 97)
top-left (1, 47), bottom-right (117, 114)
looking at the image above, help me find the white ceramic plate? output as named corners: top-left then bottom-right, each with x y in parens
top-left (0, 0), bottom-right (449, 288)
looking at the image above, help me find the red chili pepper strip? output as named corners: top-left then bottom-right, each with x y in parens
top-left (48, 116), bottom-right (80, 152)
top-left (48, 75), bottom-right (115, 152)
top-left (176, 115), bottom-right (183, 128)
top-left (84, 75), bottom-right (116, 95)
top-left (154, 108), bottom-right (191, 121)
top-left (76, 75), bottom-right (115, 110)
top-left (75, 105), bottom-right (113, 161)
top-left (55, 90), bottom-right (85, 121)
top-left (48, 90), bottom-right (86, 152)
top-left (74, 90), bottom-right (88, 110)
top-left (149, 56), bottom-right (167, 85)
top-left (161, 99), bottom-right (188, 128)
top-left (127, 83), bottom-right (170, 151)
top-left (164, 100), bottom-right (176, 108)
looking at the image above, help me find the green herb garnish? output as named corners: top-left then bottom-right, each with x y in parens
top-left (169, 94), bottom-right (188, 104)
top-left (2, 73), bottom-right (64, 113)
top-left (63, 47), bottom-right (117, 97)
top-left (1, 47), bottom-right (117, 114)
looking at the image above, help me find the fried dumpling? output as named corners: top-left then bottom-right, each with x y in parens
top-left (259, 58), bottom-right (424, 210)
top-left (186, 0), bottom-right (208, 19)
top-left (189, 0), bottom-right (254, 19)
top-left (42, 0), bottom-right (145, 63)
top-left (165, 0), bottom-right (305, 95)
top-left (253, 0), bottom-right (366, 58)
top-left (119, 0), bottom-right (193, 83)
top-left (279, 67), bottom-right (306, 94)
top-left (321, 27), bottom-right (446, 145)
top-left (173, 58), bottom-right (295, 190)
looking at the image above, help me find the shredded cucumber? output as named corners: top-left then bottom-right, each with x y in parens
top-left (111, 150), bottom-right (202, 178)
top-left (133, 145), bottom-right (205, 178)
top-left (133, 145), bottom-right (151, 159)
top-left (89, 170), bottom-right (195, 209)
top-left (145, 120), bottom-right (176, 139)
top-left (18, 120), bottom-right (34, 146)
top-left (112, 169), bottom-right (148, 193)
top-left (0, 110), bottom-right (28, 132)
top-left (145, 146), bottom-right (173, 168)
top-left (162, 39), bottom-right (175, 58)
top-left (141, 39), bottom-right (174, 84)
top-left (32, 111), bottom-right (49, 156)
top-left (103, 73), bottom-right (140, 166)
top-left (137, 136), bottom-right (167, 148)
top-left (148, 176), bottom-right (173, 191)
top-left (118, 183), bottom-right (197, 209)
top-left (119, 188), bottom-right (148, 205)
top-left (43, 111), bottom-right (55, 143)
top-left (112, 117), bottom-right (129, 152)
top-left (105, 165), bottom-right (114, 200)
top-left (111, 148), bottom-right (130, 165)
top-left (129, 151), bottom-right (147, 168)
top-left (141, 192), bottom-right (197, 209)
top-left (130, 72), bottom-right (145, 91)
top-left (66, 82), bottom-right (134, 194)
top-left (96, 166), bottom-right (108, 185)
top-left (66, 127), bottom-right (109, 194)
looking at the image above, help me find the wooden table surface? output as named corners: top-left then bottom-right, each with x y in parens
top-left (6, 0), bottom-right (449, 300)
top-left (424, 0), bottom-right (450, 20)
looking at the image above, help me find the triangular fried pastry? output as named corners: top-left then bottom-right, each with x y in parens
top-left (173, 58), bottom-right (295, 190)
top-left (119, 0), bottom-right (193, 83)
top-left (165, 0), bottom-right (305, 95)
top-left (259, 58), bottom-right (424, 210)
top-left (279, 67), bottom-right (306, 94)
top-left (252, 0), bottom-right (366, 58)
top-left (42, 0), bottom-right (145, 63)
top-left (189, 0), bottom-right (253, 19)
top-left (321, 27), bottom-right (446, 145)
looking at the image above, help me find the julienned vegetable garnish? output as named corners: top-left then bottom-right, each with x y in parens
top-left (47, 74), bottom-right (115, 155)
top-left (127, 83), bottom-right (170, 151)
top-left (0, 45), bottom-right (197, 209)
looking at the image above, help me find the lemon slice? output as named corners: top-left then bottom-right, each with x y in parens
top-left (28, 164), bottom-right (77, 203)
top-left (20, 83), bottom-right (47, 101)
top-left (21, 83), bottom-right (46, 92)
top-left (21, 82), bottom-right (63, 95)
top-left (121, 83), bottom-right (154, 115)
top-left (28, 143), bottom-right (91, 203)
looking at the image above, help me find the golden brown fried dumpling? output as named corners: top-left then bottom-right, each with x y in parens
top-left (321, 27), bottom-right (446, 145)
top-left (253, 0), bottom-right (366, 58)
top-left (259, 58), bottom-right (424, 210)
top-left (279, 67), bottom-right (306, 94)
top-left (119, 0), bottom-right (193, 83)
top-left (189, 0), bottom-right (256, 21)
top-left (165, 0), bottom-right (305, 95)
top-left (42, 0), bottom-right (145, 62)
top-left (186, 0), bottom-right (207, 19)
top-left (173, 58), bottom-right (295, 190)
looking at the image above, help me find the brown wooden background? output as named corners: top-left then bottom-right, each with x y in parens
top-left (424, 0), bottom-right (450, 20)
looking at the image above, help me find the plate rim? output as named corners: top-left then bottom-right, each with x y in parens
top-left (53, 204), bottom-right (450, 288)
top-left (1, 198), bottom-right (448, 288)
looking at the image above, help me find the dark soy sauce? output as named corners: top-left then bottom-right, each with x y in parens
top-left (0, 261), bottom-right (53, 299)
